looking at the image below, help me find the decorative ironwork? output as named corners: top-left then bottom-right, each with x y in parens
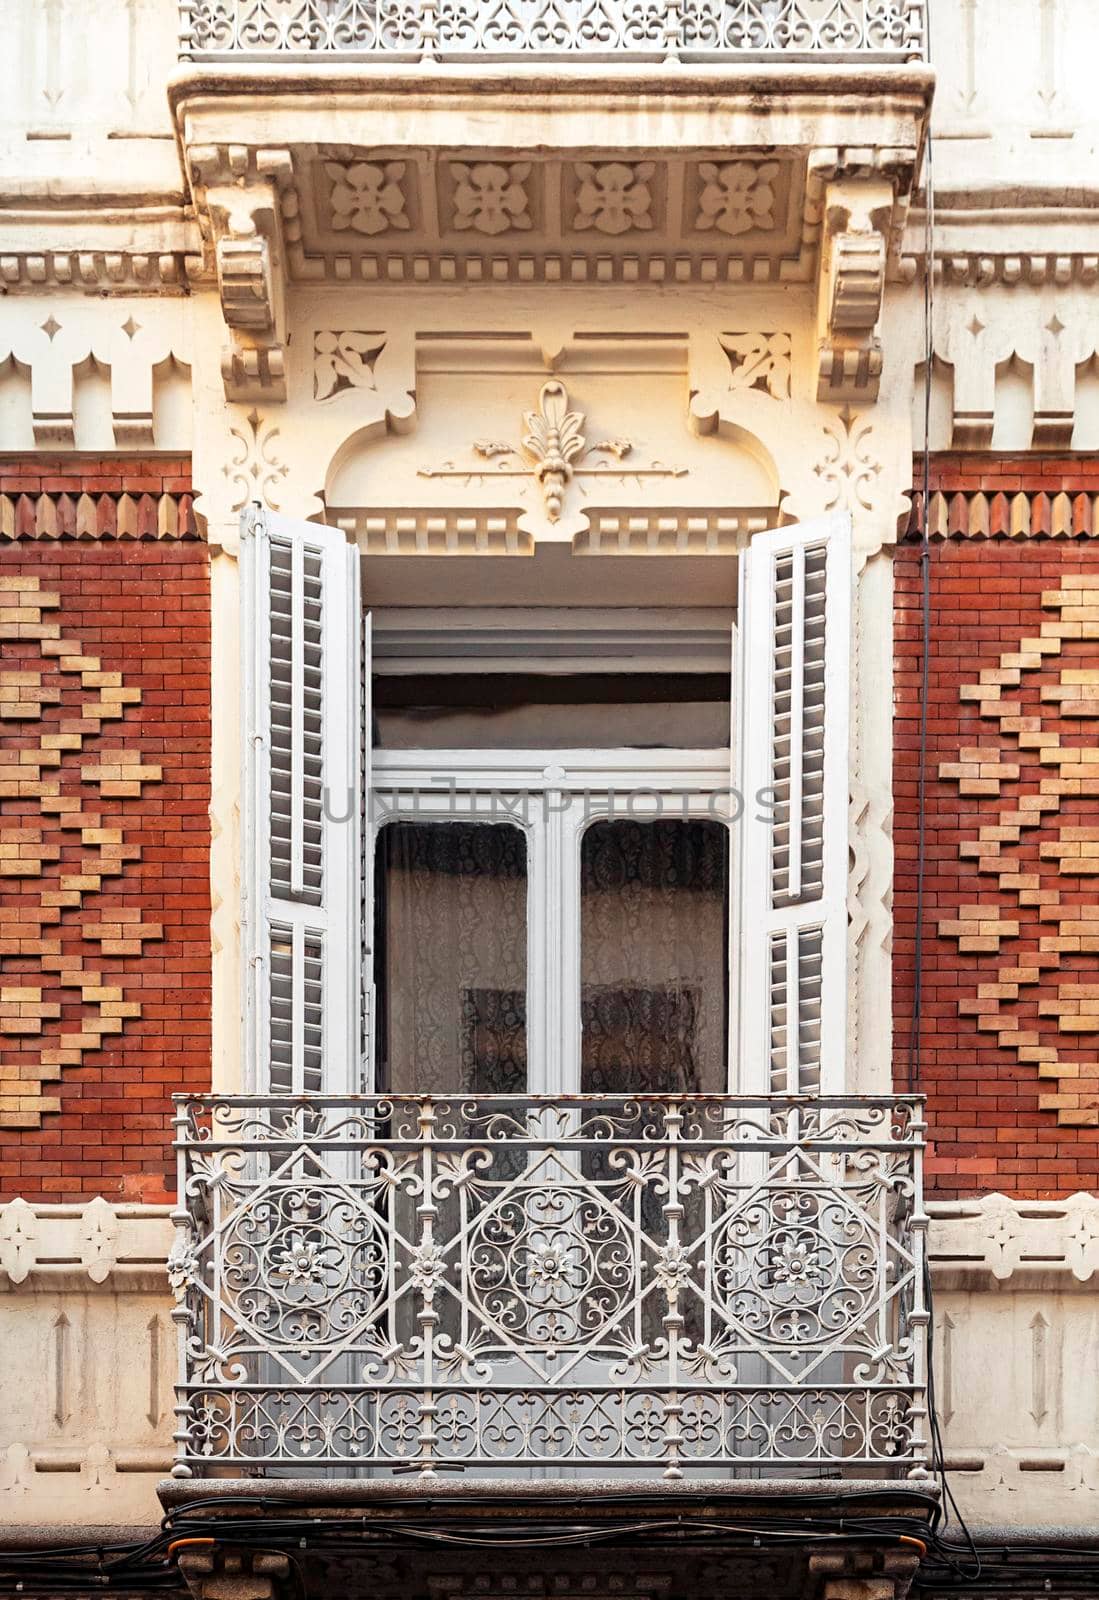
top-left (171, 1093), bottom-right (929, 1477)
top-left (179, 1), bottom-right (926, 62)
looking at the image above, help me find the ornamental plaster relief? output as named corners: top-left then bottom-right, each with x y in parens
top-left (184, 283), bottom-right (916, 1099)
top-left (0, 0), bottom-right (178, 190)
top-left (928, 289), bottom-right (1099, 451)
top-left (238, 146), bottom-right (813, 288)
top-left (927, 0), bottom-right (1099, 195)
top-left (0, 296), bottom-right (192, 451)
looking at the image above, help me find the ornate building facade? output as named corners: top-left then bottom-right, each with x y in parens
top-left (1, 1), bottom-right (1098, 1594)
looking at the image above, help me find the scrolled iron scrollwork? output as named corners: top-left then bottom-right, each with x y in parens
top-left (173, 1091), bottom-right (927, 1477)
top-left (180, 0), bottom-right (925, 58)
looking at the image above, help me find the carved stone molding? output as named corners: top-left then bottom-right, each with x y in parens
top-left (0, 300), bottom-right (191, 451)
top-left (0, 1199), bottom-right (172, 1287)
top-left (223, 408), bottom-right (289, 512)
top-left (414, 372), bottom-right (688, 535)
top-left (314, 331), bottom-right (387, 400)
top-left (721, 332), bottom-right (792, 399)
top-left (928, 1193), bottom-right (1099, 1284)
top-left (815, 175), bottom-right (892, 402)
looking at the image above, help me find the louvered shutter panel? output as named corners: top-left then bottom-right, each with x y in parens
top-left (241, 506), bottom-right (363, 1095)
top-left (735, 512), bottom-right (850, 1095)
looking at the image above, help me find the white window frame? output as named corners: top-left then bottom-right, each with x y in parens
top-left (370, 748), bottom-right (733, 1095)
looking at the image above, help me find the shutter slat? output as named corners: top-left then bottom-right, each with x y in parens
top-left (736, 513), bottom-right (849, 1095)
top-left (241, 506), bottom-right (363, 1095)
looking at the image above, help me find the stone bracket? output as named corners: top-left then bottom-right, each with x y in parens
top-left (177, 1547), bottom-right (291, 1600)
top-left (815, 174), bottom-right (894, 404)
top-left (810, 1551), bottom-right (922, 1600)
top-left (194, 147), bottom-right (293, 405)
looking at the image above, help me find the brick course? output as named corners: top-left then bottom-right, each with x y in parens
top-left (896, 455), bottom-right (1099, 1199)
top-left (0, 459), bottom-right (210, 1203)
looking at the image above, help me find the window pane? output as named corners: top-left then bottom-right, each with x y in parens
top-left (375, 821), bottom-right (528, 1094)
top-left (580, 819), bottom-right (728, 1094)
top-left (374, 673), bottom-right (730, 749)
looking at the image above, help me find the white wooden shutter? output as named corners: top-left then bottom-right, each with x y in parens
top-left (241, 505), bottom-right (363, 1095)
top-left (735, 512), bottom-right (850, 1095)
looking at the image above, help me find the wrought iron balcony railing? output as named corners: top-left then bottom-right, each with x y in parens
top-left (179, 0), bottom-right (927, 64)
top-left (170, 1094), bottom-right (928, 1478)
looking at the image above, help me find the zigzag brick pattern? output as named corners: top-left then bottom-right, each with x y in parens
top-left (896, 455), bottom-right (1099, 1198)
top-left (0, 459), bottom-right (209, 1203)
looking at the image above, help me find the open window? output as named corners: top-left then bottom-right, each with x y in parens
top-left (240, 507), bottom-right (850, 1098)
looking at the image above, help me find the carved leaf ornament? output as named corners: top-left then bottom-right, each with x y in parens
top-left (521, 380), bottom-right (587, 522)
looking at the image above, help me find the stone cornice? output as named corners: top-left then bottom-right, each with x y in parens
top-left (0, 205), bottom-right (200, 296)
top-left (167, 61), bottom-right (936, 109)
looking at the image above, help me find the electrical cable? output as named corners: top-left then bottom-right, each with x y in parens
top-left (906, 0), bottom-right (936, 1098)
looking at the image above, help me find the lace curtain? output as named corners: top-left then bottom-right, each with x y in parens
top-left (376, 821), bottom-right (528, 1095)
top-left (580, 819), bottom-right (728, 1094)
top-left (376, 815), bottom-right (728, 1095)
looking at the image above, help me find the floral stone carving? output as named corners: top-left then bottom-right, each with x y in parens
top-left (450, 162), bottom-right (532, 235)
top-left (695, 160), bottom-right (780, 236)
top-left (326, 161), bottom-right (410, 235)
top-left (573, 161), bottom-right (655, 234)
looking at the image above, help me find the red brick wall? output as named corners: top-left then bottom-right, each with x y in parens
top-left (895, 456), bottom-right (1099, 1199)
top-left (0, 458), bottom-right (210, 1203)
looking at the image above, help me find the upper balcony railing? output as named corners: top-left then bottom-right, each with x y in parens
top-left (170, 1093), bottom-right (928, 1479)
top-left (178, 0), bottom-right (927, 64)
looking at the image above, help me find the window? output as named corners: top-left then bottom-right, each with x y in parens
top-left (240, 508), bottom-right (850, 1099)
top-left (372, 786), bottom-right (731, 1097)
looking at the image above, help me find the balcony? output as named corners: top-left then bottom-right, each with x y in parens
top-left (178, 0), bottom-right (927, 63)
top-left (169, 1093), bottom-right (928, 1479)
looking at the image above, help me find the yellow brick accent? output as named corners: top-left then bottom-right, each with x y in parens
top-left (939, 573), bottom-right (1099, 1126)
top-left (0, 575), bottom-right (163, 1129)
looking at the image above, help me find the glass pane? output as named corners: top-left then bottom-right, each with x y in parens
top-left (374, 673), bottom-right (730, 749)
top-left (580, 819), bottom-right (729, 1094)
top-left (375, 821), bottom-right (528, 1094)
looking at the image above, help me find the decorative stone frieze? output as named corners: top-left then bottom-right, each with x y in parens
top-left (926, 1194), bottom-right (1099, 1530)
top-left (923, 290), bottom-right (1099, 451)
top-left (929, 1192), bottom-right (1099, 1282)
top-left (908, 487), bottom-right (1099, 540)
top-left (571, 161), bottom-right (655, 235)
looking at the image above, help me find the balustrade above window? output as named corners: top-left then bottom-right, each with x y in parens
top-left (179, 0), bottom-right (927, 63)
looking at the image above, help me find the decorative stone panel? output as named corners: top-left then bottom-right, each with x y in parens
top-left (0, 1199), bottom-right (174, 1525)
top-left (927, 1193), bottom-right (1099, 1530)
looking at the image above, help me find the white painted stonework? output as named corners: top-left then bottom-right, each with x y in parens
top-left (928, 1194), bottom-right (1099, 1529)
top-left (1, 0), bottom-right (1098, 1532)
top-left (0, 1202), bottom-right (175, 1522)
top-left (2, 1198), bottom-right (1096, 1526)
